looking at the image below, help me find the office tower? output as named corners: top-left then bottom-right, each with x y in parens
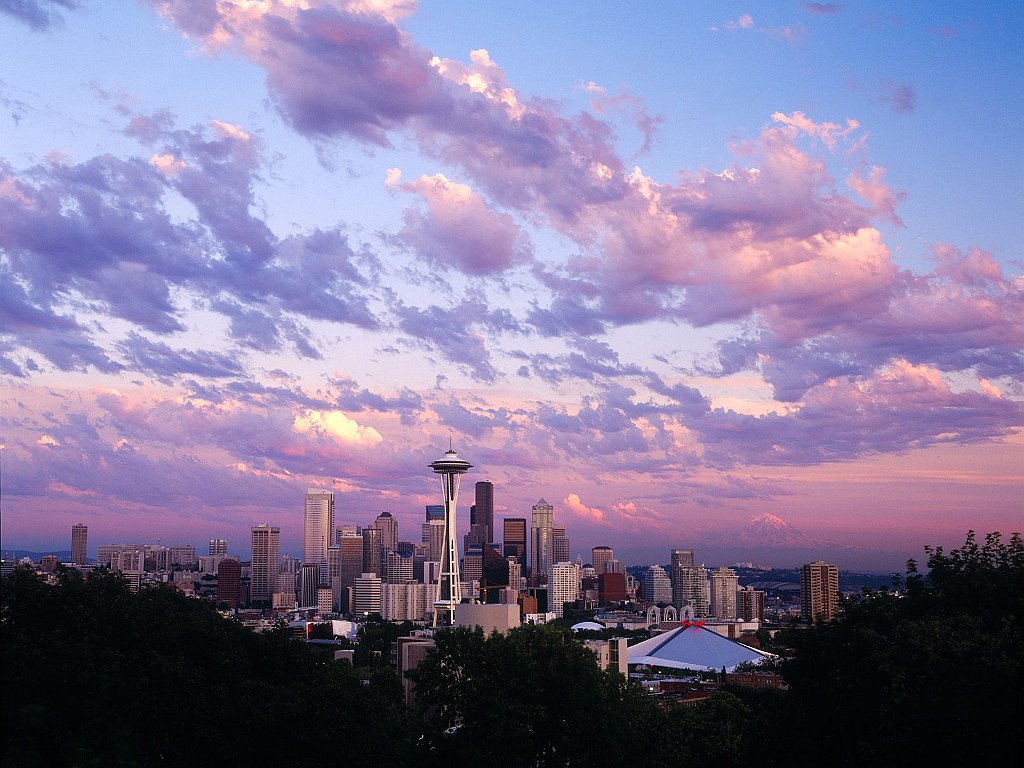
top-left (430, 448), bottom-right (472, 627)
top-left (71, 524), bottom-right (88, 565)
top-left (670, 549), bottom-right (695, 608)
top-left (462, 544), bottom-right (483, 583)
top-left (738, 585), bottom-right (766, 622)
top-left (304, 488), bottom-right (334, 585)
top-left (280, 554), bottom-right (302, 574)
top-left (384, 550), bottom-right (413, 583)
top-left (299, 563), bottom-right (320, 608)
top-left (475, 481), bottom-right (494, 543)
top-left (642, 565), bottom-right (673, 604)
top-left (591, 546), bottom-right (614, 574)
top-left (674, 565), bottom-right (710, 618)
top-left (217, 558), bottom-right (241, 607)
top-left (709, 567), bottom-right (739, 620)
top-left (801, 560), bottom-right (840, 622)
top-left (209, 539), bottom-right (228, 557)
top-left (549, 561), bottom-right (578, 618)
top-left (374, 511), bottom-right (398, 553)
top-left (424, 519), bottom-right (446, 561)
top-left (353, 572), bottom-right (383, 616)
top-left (362, 526), bottom-right (383, 577)
top-left (250, 524), bottom-right (280, 603)
top-left (530, 500), bottom-right (554, 586)
top-left (425, 504), bottom-right (444, 521)
top-left (553, 526), bottom-right (569, 565)
top-left (327, 545), bottom-right (342, 611)
top-left (503, 518), bottom-right (527, 566)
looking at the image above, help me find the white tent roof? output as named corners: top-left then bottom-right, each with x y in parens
top-left (627, 624), bottom-right (774, 672)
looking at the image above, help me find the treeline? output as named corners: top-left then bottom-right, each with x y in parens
top-left (2, 531), bottom-right (1020, 767)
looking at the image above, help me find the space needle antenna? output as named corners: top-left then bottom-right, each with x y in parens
top-left (429, 444), bottom-right (472, 627)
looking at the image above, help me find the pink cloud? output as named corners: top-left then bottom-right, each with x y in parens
top-left (388, 170), bottom-right (531, 274)
top-left (563, 493), bottom-right (606, 523)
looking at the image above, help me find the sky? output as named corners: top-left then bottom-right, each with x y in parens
top-left (1, 0), bottom-right (1021, 571)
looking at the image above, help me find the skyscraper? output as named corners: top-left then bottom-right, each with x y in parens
top-left (591, 546), bottom-right (614, 574)
top-left (304, 488), bottom-right (334, 585)
top-left (709, 567), bottom-right (739, 620)
top-left (503, 517), bottom-right (526, 566)
top-left (374, 511), bottom-right (398, 553)
top-left (553, 526), bottom-right (569, 565)
top-left (250, 524), bottom-right (280, 603)
top-left (549, 561), bottom-right (579, 618)
top-left (71, 523), bottom-right (88, 565)
top-left (217, 557), bottom-right (241, 608)
top-left (642, 565), bottom-right (673, 604)
top-left (531, 499), bottom-right (554, 585)
top-left (362, 526), bottom-right (383, 577)
top-left (209, 539), bottom-right (228, 557)
top-left (338, 533), bottom-right (364, 610)
top-left (801, 560), bottom-right (839, 623)
top-left (670, 549), bottom-right (695, 608)
top-left (475, 481), bottom-right (494, 544)
top-left (738, 586), bottom-right (765, 622)
top-left (675, 564), bottom-right (709, 618)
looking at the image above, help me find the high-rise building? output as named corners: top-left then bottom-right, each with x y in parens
top-left (801, 560), bottom-right (839, 623)
top-left (675, 565), bottom-right (709, 618)
top-left (424, 518), bottom-right (446, 562)
top-left (335, 534), bottom-right (363, 613)
top-left (209, 539), bottom-right (228, 557)
top-left (384, 550), bottom-right (413, 584)
top-left (642, 565), bottom-right (673, 604)
top-left (362, 526), bottom-right (383, 577)
top-left (591, 546), bottom-right (614, 574)
top-left (738, 585), bottom-right (765, 622)
top-left (530, 500), bottom-right (554, 585)
top-left (709, 567), bottom-right (739, 620)
top-left (374, 511), bottom-right (398, 553)
top-left (71, 524), bottom-right (88, 565)
top-left (304, 488), bottom-right (334, 585)
top-left (299, 563), bottom-right (320, 608)
top-left (670, 549), bottom-right (694, 608)
top-left (549, 561), bottom-right (579, 618)
top-left (250, 524), bottom-right (280, 603)
top-left (475, 481), bottom-right (494, 544)
top-left (553, 526), bottom-right (569, 565)
top-left (353, 572), bottom-right (383, 616)
top-left (217, 558), bottom-right (241, 607)
top-left (503, 518), bottom-right (527, 566)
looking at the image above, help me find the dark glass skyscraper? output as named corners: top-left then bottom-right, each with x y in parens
top-left (475, 481), bottom-right (494, 544)
top-left (503, 517), bottom-right (527, 566)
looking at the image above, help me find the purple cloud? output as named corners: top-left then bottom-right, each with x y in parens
top-left (389, 170), bottom-right (532, 274)
top-left (0, 0), bottom-right (79, 31)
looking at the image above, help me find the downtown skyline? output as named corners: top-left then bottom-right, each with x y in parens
top-left (1, 1), bottom-right (1022, 570)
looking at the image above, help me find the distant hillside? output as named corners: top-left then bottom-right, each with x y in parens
top-left (1, 550), bottom-right (73, 562)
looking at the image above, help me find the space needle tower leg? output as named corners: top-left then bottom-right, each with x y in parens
top-left (430, 448), bottom-right (472, 627)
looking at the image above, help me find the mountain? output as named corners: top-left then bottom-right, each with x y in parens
top-left (693, 513), bottom-right (860, 567)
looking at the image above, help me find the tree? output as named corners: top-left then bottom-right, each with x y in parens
top-left (411, 623), bottom-right (664, 767)
top-left (782, 531), bottom-right (1023, 767)
top-left (2, 568), bottom-right (416, 766)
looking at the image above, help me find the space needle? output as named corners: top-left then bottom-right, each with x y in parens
top-left (430, 446), bottom-right (472, 627)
